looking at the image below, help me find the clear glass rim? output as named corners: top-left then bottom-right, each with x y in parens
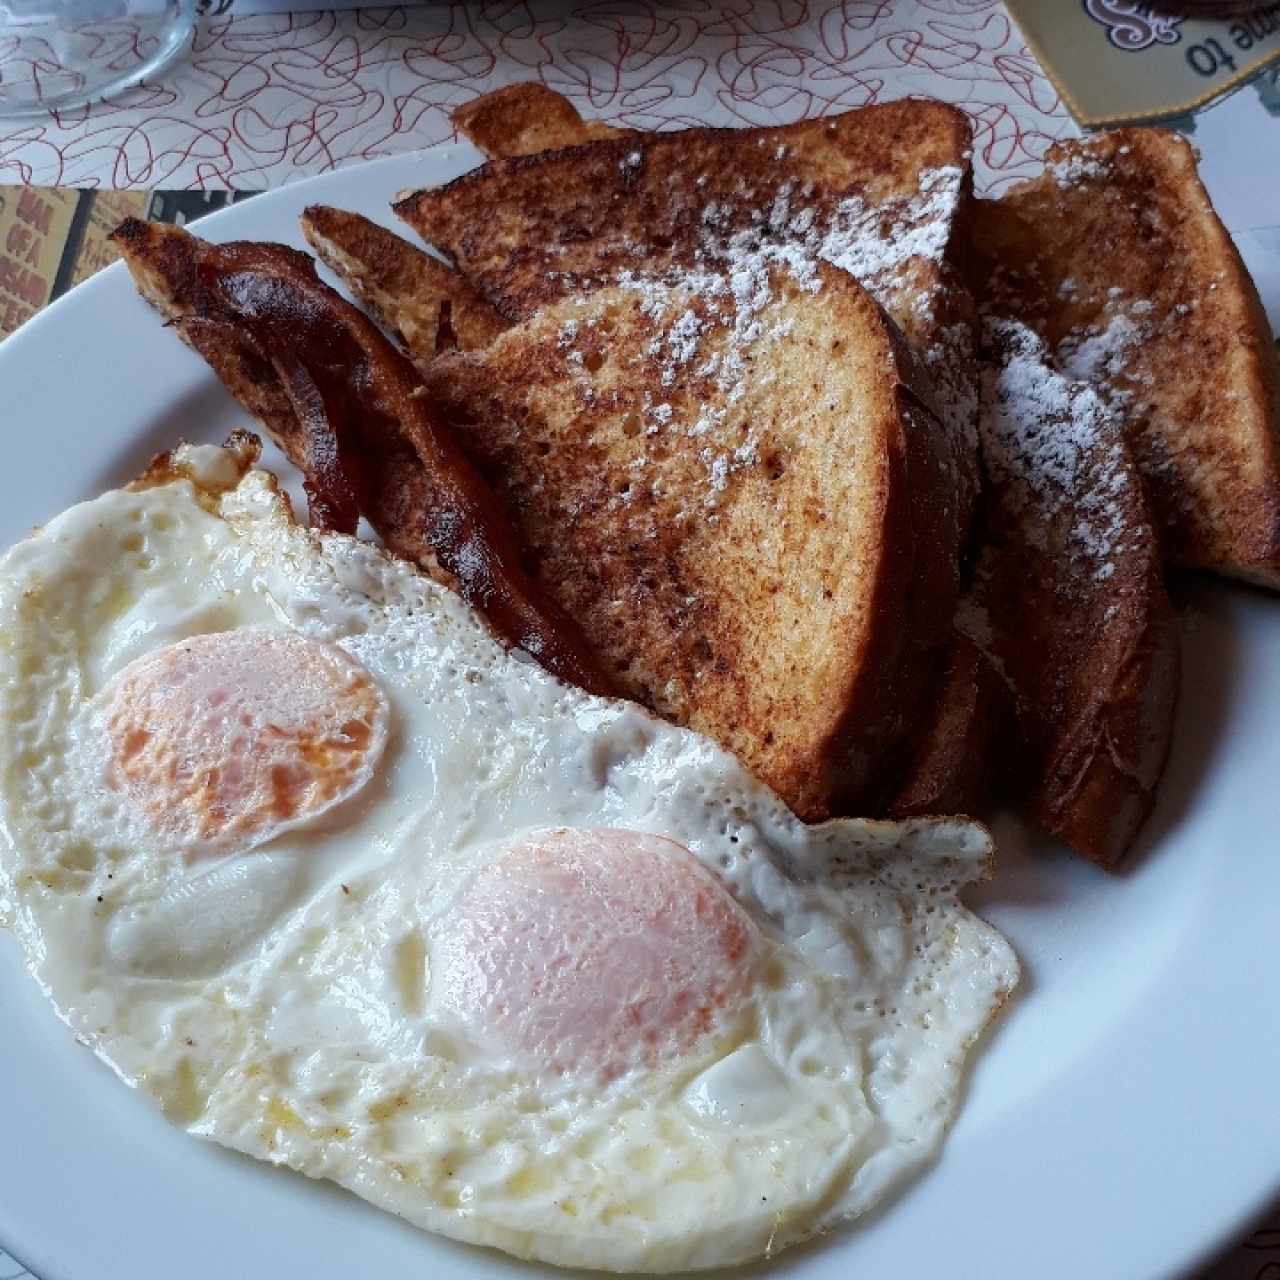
top-left (0, 9), bottom-right (195, 121)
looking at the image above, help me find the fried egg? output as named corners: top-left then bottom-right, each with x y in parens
top-left (0, 441), bottom-right (1018, 1273)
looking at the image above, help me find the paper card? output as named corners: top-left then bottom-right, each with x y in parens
top-left (0, 187), bottom-right (79, 339)
top-left (1003, 0), bottom-right (1280, 125)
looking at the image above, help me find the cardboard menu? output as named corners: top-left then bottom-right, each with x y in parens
top-left (0, 187), bottom-right (84, 339)
top-left (0, 189), bottom-right (256, 342)
top-left (1004, 0), bottom-right (1280, 125)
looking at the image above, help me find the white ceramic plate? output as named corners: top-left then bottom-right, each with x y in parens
top-left (1, 148), bottom-right (1278, 1280)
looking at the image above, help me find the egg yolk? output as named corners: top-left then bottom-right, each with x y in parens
top-left (433, 828), bottom-right (757, 1078)
top-left (102, 629), bottom-right (389, 854)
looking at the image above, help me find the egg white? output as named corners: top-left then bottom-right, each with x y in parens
top-left (0, 443), bottom-right (1018, 1273)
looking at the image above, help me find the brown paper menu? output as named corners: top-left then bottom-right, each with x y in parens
top-left (1004, 0), bottom-right (1280, 125)
top-left (0, 189), bottom-right (257, 342)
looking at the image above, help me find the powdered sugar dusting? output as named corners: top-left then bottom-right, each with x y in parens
top-left (612, 252), bottom-right (801, 410)
top-left (681, 164), bottom-right (963, 320)
top-left (1048, 150), bottom-right (1109, 190)
top-left (697, 162), bottom-right (967, 441)
top-left (569, 155), bottom-right (973, 469)
top-left (816, 166), bottom-right (962, 283)
top-left (552, 159), bottom-right (971, 509)
top-left (793, 163), bottom-right (973, 458)
top-left (557, 264), bottom-right (802, 507)
top-left (1057, 298), bottom-right (1153, 387)
top-left (981, 319), bottom-right (1130, 580)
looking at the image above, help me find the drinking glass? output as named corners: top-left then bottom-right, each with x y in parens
top-left (0, 0), bottom-right (195, 117)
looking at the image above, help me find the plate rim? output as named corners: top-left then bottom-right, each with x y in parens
top-left (0, 142), bottom-right (1277, 1280)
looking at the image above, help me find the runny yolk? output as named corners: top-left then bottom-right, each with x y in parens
top-left (102, 628), bottom-right (389, 855)
top-left (433, 827), bottom-right (758, 1079)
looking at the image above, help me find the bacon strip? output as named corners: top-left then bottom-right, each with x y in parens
top-left (110, 218), bottom-right (613, 698)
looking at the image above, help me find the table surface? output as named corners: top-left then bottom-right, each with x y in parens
top-left (0, 1), bottom-right (1076, 194)
top-left (0, 3), bottom-right (1276, 1277)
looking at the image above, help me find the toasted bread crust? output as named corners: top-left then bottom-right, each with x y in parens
top-left (888, 635), bottom-right (1010, 819)
top-left (302, 205), bottom-right (507, 355)
top-left (1038, 583), bottom-right (1179, 863)
top-left (453, 83), bottom-right (630, 159)
top-left (973, 129), bottom-right (1280, 587)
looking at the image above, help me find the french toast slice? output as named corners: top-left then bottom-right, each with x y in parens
top-left (418, 263), bottom-right (965, 821)
top-left (960, 319), bottom-right (1179, 867)
top-left (453, 82), bottom-right (631, 159)
top-left (303, 202), bottom-right (1006, 819)
top-left (108, 217), bottom-right (612, 698)
top-left (972, 129), bottom-right (1280, 588)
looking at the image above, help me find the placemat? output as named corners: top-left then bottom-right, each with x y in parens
top-left (0, 1), bottom-right (1073, 194)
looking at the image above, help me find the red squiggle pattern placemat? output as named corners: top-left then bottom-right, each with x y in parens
top-left (0, 1), bottom-right (1075, 195)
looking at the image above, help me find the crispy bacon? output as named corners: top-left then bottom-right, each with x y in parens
top-left (110, 218), bottom-right (613, 698)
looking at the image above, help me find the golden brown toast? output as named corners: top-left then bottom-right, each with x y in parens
top-left (972, 129), bottom-right (1280, 588)
top-left (960, 319), bottom-right (1179, 867)
top-left (416, 262), bottom-right (964, 820)
top-left (108, 217), bottom-right (612, 697)
top-left (453, 83), bottom-right (631, 159)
